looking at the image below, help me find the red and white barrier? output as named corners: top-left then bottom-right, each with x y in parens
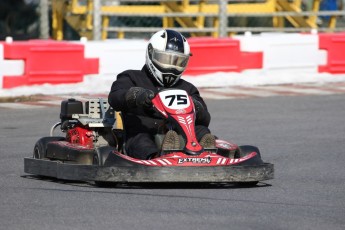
top-left (81, 39), bottom-right (146, 75)
top-left (235, 32), bottom-right (327, 72)
top-left (0, 40), bottom-right (25, 89)
top-left (0, 39), bottom-right (99, 89)
top-left (1, 32), bottom-right (345, 89)
top-left (319, 32), bottom-right (345, 73)
top-left (185, 37), bottom-right (262, 75)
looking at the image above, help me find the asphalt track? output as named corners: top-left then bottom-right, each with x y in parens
top-left (1, 94), bottom-right (345, 230)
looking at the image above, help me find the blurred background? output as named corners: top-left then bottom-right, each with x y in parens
top-left (0, 0), bottom-right (344, 41)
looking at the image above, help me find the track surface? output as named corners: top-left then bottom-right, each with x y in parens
top-left (1, 93), bottom-right (345, 230)
top-left (1, 82), bottom-right (345, 109)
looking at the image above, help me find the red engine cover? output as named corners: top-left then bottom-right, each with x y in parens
top-left (66, 126), bottom-right (94, 148)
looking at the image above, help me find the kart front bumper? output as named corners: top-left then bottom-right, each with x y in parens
top-left (24, 157), bottom-right (274, 183)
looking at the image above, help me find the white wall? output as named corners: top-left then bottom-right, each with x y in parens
top-left (234, 32), bottom-right (327, 73)
top-left (0, 43), bottom-right (25, 88)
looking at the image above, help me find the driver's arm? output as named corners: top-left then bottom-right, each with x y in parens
top-left (108, 72), bottom-right (154, 112)
top-left (108, 72), bottom-right (134, 111)
top-left (189, 86), bottom-right (211, 127)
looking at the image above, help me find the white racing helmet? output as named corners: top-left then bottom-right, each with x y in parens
top-left (146, 29), bottom-right (191, 87)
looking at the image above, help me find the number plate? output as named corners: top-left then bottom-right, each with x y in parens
top-left (158, 89), bottom-right (190, 110)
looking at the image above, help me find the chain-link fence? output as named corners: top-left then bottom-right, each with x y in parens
top-left (89, 0), bottom-right (345, 40)
top-left (2, 0), bottom-right (344, 40)
top-left (98, 0), bottom-right (345, 39)
top-left (0, 0), bottom-right (41, 40)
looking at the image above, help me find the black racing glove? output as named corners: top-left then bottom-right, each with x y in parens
top-left (125, 87), bottom-right (155, 109)
top-left (192, 97), bottom-right (211, 126)
top-left (193, 98), bottom-right (205, 117)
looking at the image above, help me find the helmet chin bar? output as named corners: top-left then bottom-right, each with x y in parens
top-left (147, 60), bottom-right (181, 87)
top-left (150, 57), bottom-right (183, 87)
top-left (162, 74), bottom-right (180, 87)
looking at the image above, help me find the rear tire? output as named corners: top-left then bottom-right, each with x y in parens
top-left (33, 136), bottom-right (65, 159)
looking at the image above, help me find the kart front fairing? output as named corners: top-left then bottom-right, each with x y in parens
top-left (24, 89), bottom-right (274, 184)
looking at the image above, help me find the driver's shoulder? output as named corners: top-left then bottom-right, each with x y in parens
top-left (118, 69), bottom-right (144, 78)
top-left (175, 78), bottom-right (198, 91)
top-left (117, 69), bottom-right (149, 84)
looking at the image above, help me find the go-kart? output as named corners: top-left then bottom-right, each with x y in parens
top-left (24, 89), bottom-right (274, 186)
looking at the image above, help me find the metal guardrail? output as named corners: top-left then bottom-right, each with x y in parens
top-left (102, 10), bottom-right (345, 39)
top-left (39, 0), bottom-right (50, 39)
top-left (100, 11), bottom-right (345, 17)
top-left (96, 0), bottom-right (345, 39)
top-left (105, 26), bottom-right (345, 33)
top-left (41, 0), bottom-right (345, 40)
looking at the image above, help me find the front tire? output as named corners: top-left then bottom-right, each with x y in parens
top-left (93, 146), bottom-right (115, 166)
top-left (92, 146), bottom-right (117, 187)
top-left (235, 145), bottom-right (264, 186)
top-left (235, 181), bottom-right (259, 187)
top-left (237, 145), bottom-right (262, 159)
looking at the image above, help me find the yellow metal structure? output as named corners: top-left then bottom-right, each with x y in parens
top-left (51, 0), bottom-right (337, 40)
top-left (162, 0), bottom-right (276, 37)
top-left (115, 112), bottom-right (123, 130)
top-left (276, 0), bottom-right (318, 28)
top-left (52, 0), bottom-right (96, 40)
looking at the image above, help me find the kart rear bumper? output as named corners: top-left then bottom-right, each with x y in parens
top-left (24, 157), bottom-right (274, 183)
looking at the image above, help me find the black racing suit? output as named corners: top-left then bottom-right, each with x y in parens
top-left (108, 65), bottom-right (211, 159)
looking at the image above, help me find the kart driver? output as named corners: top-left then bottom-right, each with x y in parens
top-left (108, 29), bottom-right (215, 160)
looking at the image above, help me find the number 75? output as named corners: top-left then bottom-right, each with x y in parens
top-left (165, 95), bottom-right (188, 106)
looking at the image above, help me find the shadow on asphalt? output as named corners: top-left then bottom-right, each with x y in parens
top-left (21, 175), bottom-right (272, 190)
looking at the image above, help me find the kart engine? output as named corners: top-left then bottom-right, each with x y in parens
top-left (60, 99), bottom-right (94, 148)
top-left (59, 98), bottom-right (116, 148)
top-left (66, 126), bottom-right (94, 148)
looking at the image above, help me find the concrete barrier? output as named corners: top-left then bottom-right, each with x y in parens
top-left (319, 32), bottom-right (345, 74)
top-left (185, 37), bottom-right (262, 75)
top-left (80, 39), bottom-right (146, 75)
top-left (1, 40), bottom-right (98, 89)
top-left (0, 43), bottom-right (25, 89)
top-left (235, 32), bottom-right (327, 73)
top-left (1, 33), bottom-right (345, 89)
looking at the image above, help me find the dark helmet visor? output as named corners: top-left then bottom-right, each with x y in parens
top-left (151, 49), bottom-right (190, 73)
